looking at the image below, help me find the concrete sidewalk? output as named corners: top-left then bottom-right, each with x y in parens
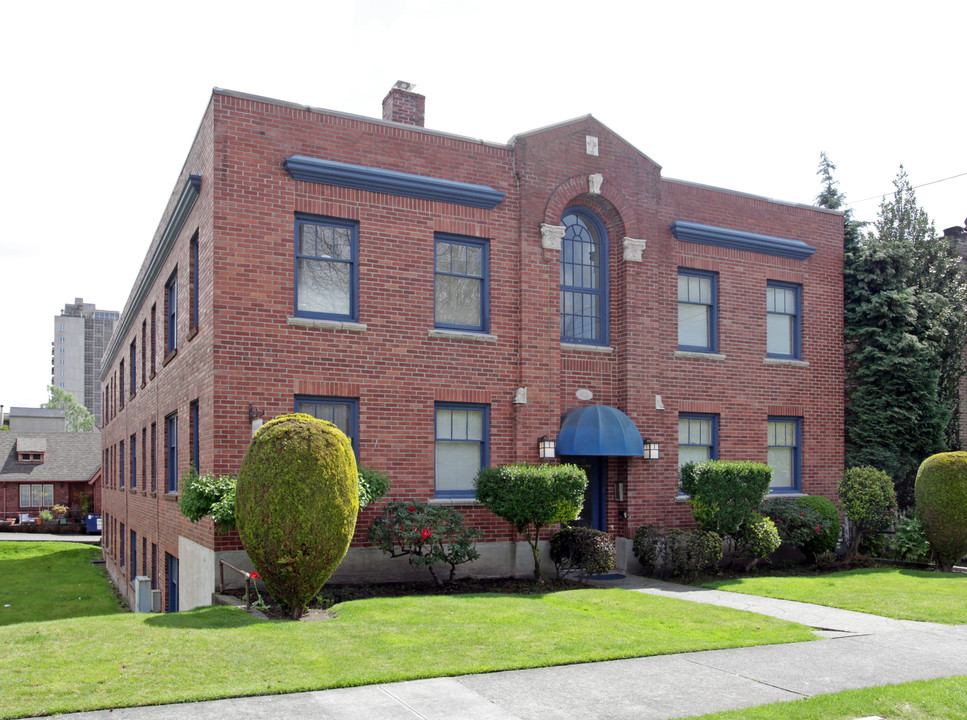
top-left (44, 574), bottom-right (967, 720)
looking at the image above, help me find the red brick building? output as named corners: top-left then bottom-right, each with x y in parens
top-left (100, 84), bottom-right (844, 611)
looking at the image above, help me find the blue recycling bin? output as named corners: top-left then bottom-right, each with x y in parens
top-left (84, 514), bottom-right (102, 534)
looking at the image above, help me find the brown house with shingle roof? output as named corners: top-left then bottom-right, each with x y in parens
top-left (0, 431), bottom-right (102, 521)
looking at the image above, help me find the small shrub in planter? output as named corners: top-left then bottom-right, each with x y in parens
top-left (915, 451), bottom-right (967, 571)
top-left (368, 501), bottom-right (481, 585)
top-left (549, 526), bottom-right (616, 578)
top-left (631, 524), bottom-right (722, 582)
top-left (839, 466), bottom-right (897, 557)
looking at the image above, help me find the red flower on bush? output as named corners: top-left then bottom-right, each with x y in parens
top-left (250, 571), bottom-right (260, 579)
top-left (814, 525), bottom-right (821, 532)
top-left (408, 506), bottom-right (416, 512)
top-left (420, 528), bottom-right (432, 540)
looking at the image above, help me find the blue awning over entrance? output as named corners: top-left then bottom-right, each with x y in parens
top-left (556, 405), bottom-right (644, 457)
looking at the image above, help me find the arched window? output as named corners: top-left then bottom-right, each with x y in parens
top-left (560, 208), bottom-right (608, 344)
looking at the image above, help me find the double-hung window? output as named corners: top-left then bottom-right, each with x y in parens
top-left (678, 413), bottom-right (718, 469)
top-left (119, 440), bottom-right (125, 489)
top-left (560, 209), bottom-right (608, 344)
top-left (296, 396), bottom-right (358, 455)
top-left (435, 403), bottom-right (488, 498)
top-left (20, 484), bottom-right (53, 507)
top-left (434, 234), bottom-right (488, 331)
top-left (767, 417), bottom-right (802, 492)
top-left (767, 282), bottom-right (801, 359)
top-left (130, 433), bottom-right (137, 489)
top-left (165, 271), bottom-right (178, 355)
top-left (190, 400), bottom-right (200, 473)
top-left (166, 413), bottom-right (178, 493)
top-left (295, 214), bottom-right (358, 321)
top-left (678, 268), bottom-right (717, 352)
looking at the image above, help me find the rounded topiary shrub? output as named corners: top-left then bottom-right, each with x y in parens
top-left (549, 526), bottom-right (616, 578)
top-left (236, 413), bottom-right (358, 619)
top-left (839, 466), bottom-right (897, 557)
top-left (915, 451), bottom-right (967, 571)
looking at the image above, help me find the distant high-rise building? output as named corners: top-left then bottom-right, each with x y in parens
top-left (52, 298), bottom-right (119, 426)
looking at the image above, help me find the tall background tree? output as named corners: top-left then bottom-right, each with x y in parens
top-left (42, 386), bottom-right (95, 432)
top-left (819, 158), bottom-right (967, 505)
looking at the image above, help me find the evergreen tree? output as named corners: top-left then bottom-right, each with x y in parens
top-left (42, 386), bottom-right (95, 432)
top-left (835, 166), bottom-right (967, 505)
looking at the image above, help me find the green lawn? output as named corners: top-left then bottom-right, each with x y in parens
top-left (704, 567), bottom-right (967, 624)
top-left (693, 676), bottom-right (967, 720)
top-left (0, 541), bottom-right (121, 625)
top-left (0, 542), bottom-right (816, 719)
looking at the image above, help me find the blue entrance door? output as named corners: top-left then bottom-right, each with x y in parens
top-left (562, 456), bottom-right (607, 531)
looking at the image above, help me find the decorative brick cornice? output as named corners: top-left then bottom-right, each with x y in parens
top-left (671, 220), bottom-right (816, 260)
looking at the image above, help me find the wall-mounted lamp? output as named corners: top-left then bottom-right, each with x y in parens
top-left (248, 403), bottom-right (264, 422)
top-left (643, 439), bottom-right (660, 460)
top-left (615, 480), bottom-right (626, 502)
top-left (538, 435), bottom-right (556, 460)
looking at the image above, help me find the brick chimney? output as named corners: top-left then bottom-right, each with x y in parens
top-left (382, 81), bottom-right (425, 127)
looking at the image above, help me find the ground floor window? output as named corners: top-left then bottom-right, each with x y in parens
top-left (434, 403), bottom-right (488, 498)
top-left (678, 414), bottom-right (718, 469)
top-left (296, 395), bottom-right (358, 453)
top-left (19, 484), bottom-right (53, 507)
top-left (767, 417), bottom-right (802, 491)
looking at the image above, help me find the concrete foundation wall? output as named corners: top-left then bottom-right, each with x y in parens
top-left (177, 536), bottom-right (217, 611)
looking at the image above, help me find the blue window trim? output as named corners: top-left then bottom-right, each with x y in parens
top-left (434, 402), bottom-right (489, 499)
top-left (165, 270), bottom-right (178, 355)
top-left (130, 529), bottom-right (137, 581)
top-left (294, 395), bottom-right (359, 455)
top-left (766, 281), bottom-right (802, 360)
top-left (120, 522), bottom-right (125, 569)
top-left (678, 267), bottom-right (718, 353)
top-left (166, 413), bottom-right (178, 494)
top-left (190, 233), bottom-right (200, 331)
top-left (119, 361), bottom-right (125, 409)
top-left (434, 233), bottom-right (490, 332)
top-left (130, 433), bottom-right (137, 490)
top-left (768, 416), bottom-right (802, 493)
top-left (678, 412), bottom-right (719, 464)
top-left (119, 440), bottom-right (125, 489)
top-left (560, 206), bottom-right (609, 345)
top-left (190, 401), bottom-right (200, 473)
top-left (293, 213), bottom-right (359, 322)
top-left (129, 341), bottom-right (137, 396)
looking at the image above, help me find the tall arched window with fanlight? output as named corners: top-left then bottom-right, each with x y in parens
top-left (560, 208), bottom-right (608, 344)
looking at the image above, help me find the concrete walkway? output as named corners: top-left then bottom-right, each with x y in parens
top-left (0, 533), bottom-right (100, 545)
top-left (42, 573), bottom-right (967, 720)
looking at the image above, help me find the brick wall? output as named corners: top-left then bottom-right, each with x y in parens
top-left (102, 89), bottom-right (845, 609)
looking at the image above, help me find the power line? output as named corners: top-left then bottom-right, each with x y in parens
top-left (848, 171), bottom-right (967, 206)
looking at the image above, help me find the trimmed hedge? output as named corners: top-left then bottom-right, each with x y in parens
top-left (632, 524), bottom-right (722, 582)
top-left (915, 451), bottom-right (967, 571)
top-left (549, 526), bottom-right (616, 578)
top-left (679, 461), bottom-right (773, 535)
top-left (236, 413), bottom-right (358, 619)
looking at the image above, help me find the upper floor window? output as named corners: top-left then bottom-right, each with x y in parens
top-left (560, 209), bottom-right (608, 344)
top-left (295, 214), bottom-right (358, 321)
top-left (166, 413), bottom-right (178, 493)
top-left (435, 234), bottom-right (489, 332)
top-left (678, 413), bottom-right (718, 469)
top-left (190, 400), bottom-right (200, 473)
top-left (189, 232), bottom-right (200, 333)
top-left (297, 396), bottom-right (358, 454)
top-left (165, 271), bottom-right (178, 356)
top-left (129, 340), bottom-right (137, 397)
top-left (119, 360), bottom-right (125, 409)
top-left (435, 403), bottom-right (488, 498)
top-left (678, 268), bottom-right (717, 353)
top-left (767, 282), bottom-right (801, 359)
top-left (767, 417), bottom-right (802, 492)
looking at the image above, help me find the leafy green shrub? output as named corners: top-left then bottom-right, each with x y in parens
top-left (549, 527), bottom-right (616, 578)
top-left (358, 467), bottom-right (391, 508)
top-left (737, 514), bottom-right (781, 562)
top-left (631, 524), bottom-right (722, 582)
top-left (236, 413), bottom-right (358, 619)
top-left (761, 497), bottom-right (837, 558)
top-left (915, 451), bottom-right (967, 571)
top-left (178, 469), bottom-right (237, 532)
top-left (38, 510), bottom-right (54, 522)
top-left (475, 463), bottom-right (587, 580)
top-left (794, 495), bottom-right (840, 555)
top-left (839, 466), bottom-right (897, 557)
top-left (368, 501), bottom-right (480, 585)
top-left (887, 514), bottom-right (931, 563)
top-left (679, 461), bottom-right (773, 535)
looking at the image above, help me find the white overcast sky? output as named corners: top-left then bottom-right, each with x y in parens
top-left (1, 0), bottom-right (964, 412)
